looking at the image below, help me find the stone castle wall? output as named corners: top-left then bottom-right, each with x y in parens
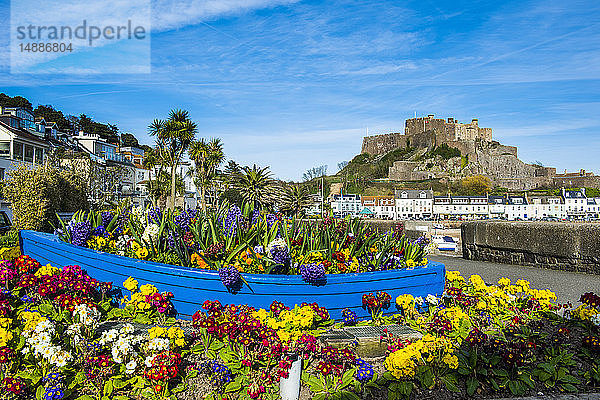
top-left (361, 133), bottom-right (407, 155)
top-left (362, 114), bottom-right (599, 190)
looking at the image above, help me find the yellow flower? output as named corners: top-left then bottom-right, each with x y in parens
top-left (406, 259), bottom-right (416, 268)
top-left (135, 247), bottom-right (149, 259)
top-left (446, 270), bottom-right (464, 283)
top-left (140, 284), bottom-right (158, 296)
top-left (148, 326), bottom-right (166, 338)
top-left (34, 264), bottom-right (60, 277)
top-left (0, 327), bottom-right (13, 347)
top-left (396, 294), bottom-right (415, 310)
top-left (97, 237), bottom-right (107, 248)
top-left (277, 330), bottom-right (291, 342)
top-left (498, 277), bottom-right (511, 287)
top-left (252, 309), bottom-right (268, 322)
top-left (167, 327), bottom-right (186, 347)
top-left (442, 353), bottom-right (459, 369)
top-left (123, 277), bottom-right (138, 292)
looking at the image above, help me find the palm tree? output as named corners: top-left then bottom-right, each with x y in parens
top-left (148, 110), bottom-right (197, 210)
top-left (233, 164), bottom-right (277, 210)
top-left (189, 138), bottom-right (225, 211)
top-left (280, 184), bottom-right (312, 217)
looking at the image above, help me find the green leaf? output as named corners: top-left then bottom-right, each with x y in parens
top-left (466, 376), bottom-right (479, 396)
top-left (508, 380), bottom-right (524, 396)
top-left (103, 380), bottom-right (114, 397)
top-left (36, 385), bottom-right (44, 400)
top-left (225, 380), bottom-right (242, 393)
top-left (75, 396), bottom-right (96, 400)
top-left (440, 375), bottom-right (460, 393)
top-left (561, 383), bottom-right (577, 392)
top-left (112, 378), bottom-right (128, 389)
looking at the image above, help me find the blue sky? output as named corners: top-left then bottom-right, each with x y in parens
top-left (1, 0), bottom-right (599, 180)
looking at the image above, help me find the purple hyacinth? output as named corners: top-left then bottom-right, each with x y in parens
top-left (219, 265), bottom-right (241, 289)
top-left (101, 211), bottom-right (113, 227)
top-left (93, 225), bottom-right (109, 238)
top-left (266, 213), bottom-right (277, 228)
top-left (70, 221), bottom-right (92, 247)
top-left (270, 245), bottom-right (290, 267)
top-left (174, 211), bottom-right (190, 231)
top-left (251, 208), bottom-right (260, 225)
top-left (299, 263), bottom-right (325, 285)
top-left (147, 207), bottom-right (162, 224)
top-left (223, 205), bottom-right (242, 237)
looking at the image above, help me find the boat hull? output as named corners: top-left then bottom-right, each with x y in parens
top-left (19, 230), bottom-right (446, 320)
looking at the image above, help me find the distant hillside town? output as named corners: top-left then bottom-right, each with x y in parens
top-left (361, 114), bottom-right (600, 191)
top-left (326, 188), bottom-right (599, 221)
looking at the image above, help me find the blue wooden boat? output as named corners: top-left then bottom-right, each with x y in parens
top-left (19, 230), bottom-right (446, 320)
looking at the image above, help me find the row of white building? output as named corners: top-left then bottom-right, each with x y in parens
top-left (0, 106), bottom-right (200, 214)
top-left (329, 189), bottom-right (600, 221)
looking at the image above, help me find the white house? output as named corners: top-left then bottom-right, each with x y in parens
top-left (394, 189), bottom-right (433, 219)
top-left (528, 195), bottom-right (565, 220)
top-left (433, 196), bottom-right (488, 220)
top-left (361, 196), bottom-right (395, 219)
top-left (330, 194), bottom-right (362, 218)
top-left (505, 195), bottom-right (528, 220)
top-left (562, 188), bottom-right (587, 220)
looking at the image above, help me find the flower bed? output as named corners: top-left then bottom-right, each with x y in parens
top-left (54, 205), bottom-right (431, 290)
top-left (0, 252), bottom-right (598, 400)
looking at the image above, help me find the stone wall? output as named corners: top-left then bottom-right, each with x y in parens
top-left (462, 221), bottom-right (600, 274)
top-left (361, 133), bottom-right (407, 155)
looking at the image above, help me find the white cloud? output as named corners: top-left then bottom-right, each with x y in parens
top-left (151, 0), bottom-right (300, 31)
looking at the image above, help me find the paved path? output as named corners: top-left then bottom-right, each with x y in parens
top-left (429, 255), bottom-right (600, 305)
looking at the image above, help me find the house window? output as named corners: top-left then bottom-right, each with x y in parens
top-left (13, 142), bottom-right (23, 160)
top-left (34, 147), bottom-right (43, 163)
top-left (0, 142), bottom-right (9, 158)
top-left (24, 145), bottom-right (34, 162)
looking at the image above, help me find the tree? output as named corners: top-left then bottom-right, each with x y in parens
top-left (189, 138), bottom-right (225, 211)
top-left (76, 114), bottom-right (120, 143)
top-left (120, 133), bottom-right (140, 148)
top-left (148, 109), bottom-right (197, 210)
top-left (0, 93), bottom-right (33, 110)
top-left (461, 175), bottom-right (491, 195)
top-left (233, 164), bottom-right (278, 210)
top-left (34, 105), bottom-right (72, 131)
top-left (337, 161), bottom-right (349, 171)
top-left (280, 184), bottom-right (312, 217)
top-left (303, 165), bottom-right (328, 182)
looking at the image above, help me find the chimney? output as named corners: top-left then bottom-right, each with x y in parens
top-left (447, 117), bottom-right (454, 123)
top-left (427, 114), bottom-right (434, 119)
top-left (472, 118), bottom-right (478, 125)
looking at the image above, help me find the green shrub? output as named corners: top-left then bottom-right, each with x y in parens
top-left (1, 163), bottom-right (89, 232)
top-left (428, 143), bottom-right (461, 160)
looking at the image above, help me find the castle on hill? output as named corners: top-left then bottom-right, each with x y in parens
top-left (361, 114), bottom-right (599, 191)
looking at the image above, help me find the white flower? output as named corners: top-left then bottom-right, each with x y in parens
top-left (414, 296), bottom-right (424, 306)
top-left (425, 294), bottom-right (438, 305)
top-left (142, 224), bottom-right (160, 244)
top-left (591, 313), bottom-right (600, 327)
top-left (100, 329), bottom-right (119, 345)
top-left (120, 324), bottom-right (135, 335)
top-left (50, 350), bottom-right (71, 367)
top-left (125, 360), bottom-right (137, 374)
top-left (147, 338), bottom-right (169, 352)
top-left (145, 354), bottom-right (157, 367)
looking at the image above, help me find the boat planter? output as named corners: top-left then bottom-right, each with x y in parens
top-left (19, 230), bottom-right (446, 320)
